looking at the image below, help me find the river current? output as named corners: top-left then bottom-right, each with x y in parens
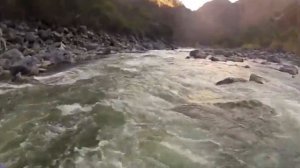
top-left (0, 49), bottom-right (300, 168)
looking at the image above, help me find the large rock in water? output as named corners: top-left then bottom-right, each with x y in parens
top-left (279, 65), bottom-right (298, 75)
top-left (226, 56), bottom-right (244, 62)
top-left (10, 56), bottom-right (40, 76)
top-left (267, 56), bottom-right (281, 63)
top-left (189, 50), bottom-right (207, 59)
top-left (249, 74), bottom-right (265, 84)
top-left (40, 49), bottom-right (75, 65)
top-left (216, 77), bottom-right (248, 85)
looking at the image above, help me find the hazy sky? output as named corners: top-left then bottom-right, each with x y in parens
top-left (180, 0), bottom-right (239, 10)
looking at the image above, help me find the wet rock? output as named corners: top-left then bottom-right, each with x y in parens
top-left (0, 49), bottom-right (24, 63)
top-left (243, 65), bottom-right (250, 69)
top-left (210, 56), bottom-right (226, 62)
top-left (216, 77), bottom-right (248, 85)
top-left (0, 59), bottom-right (10, 69)
top-left (25, 32), bottom-right (37, 43)
top-left (226, 57), bottom-right (244, 62)
top-left (53, 31), bottom-right (63, 42)
top-left (185, 56), bottom-right (191, 59)
top-left (210, 56), bottom-right (220, 62)
top-left (38, 29), bottom-right (52, 41)
top-left (279, 65), bottom-right (298, 75)
top-left (41, 49), bottom-right (75, 65)
top-left (249, 74), bottom-right (265, 84)
top-left (85, 43), bottom-right (98, 51)
top-left (267, 56), bottom-right (281, 63)
top-left (10, 56), bottom-right (40, 76)
top-left (189, 50), bottom-right (207, 59)
top-left (5, 28), bottom-right (19, 43)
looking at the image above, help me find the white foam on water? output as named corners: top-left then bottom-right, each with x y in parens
top-left (35, 66), bottom-right (102, 85)
top-left (160, 141), bottom-right (209, 166)
top-left (56, 103), bottom-right (93, 116)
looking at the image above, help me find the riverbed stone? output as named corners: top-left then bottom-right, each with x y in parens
top-left (249, 74), bottom-right (265, 84)
top-left (189, 50), bottom-right (207, 59)
top-left (216, 77), bottom-right (248, 85)
top-left (226, 56), bottom-right (244, 62)
top-left (279, 65), bottom-right (298, 75)
top-left (267, 56), bottom-right (281, 63)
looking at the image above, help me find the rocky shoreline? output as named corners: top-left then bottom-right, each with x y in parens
top-left (0, 20), bottom-right (174, 83)
top-left (187, 48), bottom-right (299, 78)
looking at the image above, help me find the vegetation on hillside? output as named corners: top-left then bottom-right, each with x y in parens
top-left (214, 1), bottom-right (300, 54)
top-left (0, 0), bottom-right (177, 39)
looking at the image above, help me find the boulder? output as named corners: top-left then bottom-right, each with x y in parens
top-left (10, 56), bottom-right (40, 76)
top-left (189, 50), bottom-right (207, 59)
top-left (267, 56), bottom-right (281, 63)
top-left (25, 32), bottom-right (37, 43)
top-left (279, 65), bottom-right (298, 75)
top-left (53, 31), bottom-right (63, 42)
top-left (85, 43), bottom-right (98, 51)
top-left (0, 59), bottom-right (10, 69)
top-left (0, 28), bottom-right (3, 37)
top-left (5, 28), bottom-right (19, 43)
top-left (38, 29), bottom-right (52, 41)
top-left (41, 49), bottom-right (75, 65)
top-left (249, 74), bottom-right (265, 84)
top-left (0, 49), bottom-right (24, 64)
top-left (226, 57), bottom-right (244, 62)
top-left (210, 56), bottom-right (220, 62)
top-left (210, 56), bottom-right (227, 62)
top-left (216, 77), bottom-right (248, 85)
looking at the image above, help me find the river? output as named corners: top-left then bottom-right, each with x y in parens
top-left (0, 49), bottom-right (300, 168)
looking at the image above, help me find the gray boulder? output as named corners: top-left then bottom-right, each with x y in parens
top-left (85, 43), bottom-right (98, 51)
top-left (25, 32), bottom-right (37, 43)
top-left (189, 50), bottom-right (207, 59)
top-left (226, 57), bottom-right (244, 62)
top-left (267, 56), bottom-right (281, 63)
top-left (210, 56), bottom-right (227, 62)
top-left (216, 77), bottom-right (248, 85)
top-left (249, 74), bottom-right (265, 84)
top-left (53, 31), bottom-right (63, 42)
top-left (41, 49), bottom-right (75, 65)
top-left (38, 29), bottom-right (52, 41)
top-left (10, 56), bottom-right (40, 76)
top-left (279, 65), bottom-right (298, 75)
top-left (0, 49), bottom-right (24, 63)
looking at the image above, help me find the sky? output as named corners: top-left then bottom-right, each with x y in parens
top-left (180, 0), bottom-right (239, 11)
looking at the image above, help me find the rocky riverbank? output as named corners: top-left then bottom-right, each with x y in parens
top-left (187, 48), bottom-right (299, 78)
top-left (0, 20), bottom-right (174, 83)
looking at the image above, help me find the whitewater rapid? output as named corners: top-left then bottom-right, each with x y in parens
top-left (0, 49), bottom-right (300, 168)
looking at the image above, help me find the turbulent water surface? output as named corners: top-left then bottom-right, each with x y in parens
top-left (0, 49), bottom-right (300, 168)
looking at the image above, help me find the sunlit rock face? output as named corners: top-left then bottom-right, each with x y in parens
top-left (151, 0), bottom-right (181, 7)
